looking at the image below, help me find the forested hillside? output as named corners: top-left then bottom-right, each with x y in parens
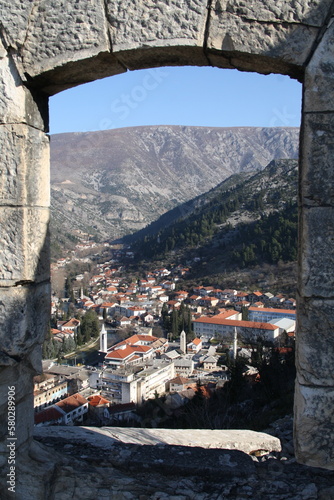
top-left (131, 159), bottom-right (298, 272)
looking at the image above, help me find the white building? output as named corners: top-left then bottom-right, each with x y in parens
top-left (91, 360), bottom-right (175, 404)
top-left (248, 307), bottom-right (296, 323)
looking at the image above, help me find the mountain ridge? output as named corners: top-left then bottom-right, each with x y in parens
top-left (50, 125), bottom-right (299, 258)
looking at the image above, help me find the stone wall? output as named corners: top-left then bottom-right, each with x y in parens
top-left (0, 0), bottom-right (333, 481)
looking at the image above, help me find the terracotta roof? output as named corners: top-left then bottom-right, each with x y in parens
top-left (248, 307), bottom-right (296, 315)
top-left (34, 406), bottom-right (63, 425)
top-left (190, 338), bottom-right (202, 346)
top-left (87, 395), bottom-right (110, 407)
top-left (170, 376), bottom-right (190, 385)
top-left (56, 393), bottom-right (88, 414)
top-left (105, 344), bottom-right (152, 360)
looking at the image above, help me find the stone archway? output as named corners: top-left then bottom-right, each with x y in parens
top-left (0, 0), bottom-right (333, 473)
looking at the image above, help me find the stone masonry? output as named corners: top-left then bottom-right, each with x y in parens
top-left (0, 0), bottom-right (333, 494)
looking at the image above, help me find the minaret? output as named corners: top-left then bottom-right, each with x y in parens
top-left (180, 330), bottom-right (187, 354)
top-left (232, 326), bottom-right (238, 361)
top-left (100, 322), bottom-right (108, 353)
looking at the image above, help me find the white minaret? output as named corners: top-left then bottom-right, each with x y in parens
top-left (100, 322), bottom-right (108, 353)
top-left (180, 330), bottom-right (187, 354)
top-left (232, 326), bottom-right (238, 361)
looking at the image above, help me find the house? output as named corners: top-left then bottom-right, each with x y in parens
top-left (107, 402), bottom-right (138, 424)
top-left (143, 313), bottom-right (154, 325)
top-left (55, 393), bottom-right (89, 424)
top-left (34, 406), bottom-right (64, 427)
top-left (248, 291), bottom-right (264, 303)
top-left (174, 291), bottom-right (189, 301)
top-left (158, 294), bottom-right (169, 303)
top-left (199, 286), bottom-right (214, 296)
top-left (59, 318), bottom-right (80, 334)
top-left (200, 355), bottom-right (218, 371)
top-left (198, 296), bottom-right (219, 307)
top-left (167, 300), bottom-right (181, 310)
top-left (87, 394), bottom-right (111, 421)
top-left (187, 337), bottom-right (202, 353)
top-left (174, 357), bottom-right (194, 377)
top-left (271, 294), bottom-right (286, 304)
top-left (235, 300), bottom-right (251, 311)
top-left (169, 376), bottom-right (191, 393)
top-left (284, 298), bottom-right (297, 308)
top-left (117, 316), bottom-right (131, 327)
top-left (161, 281), bottom-right (175, 291)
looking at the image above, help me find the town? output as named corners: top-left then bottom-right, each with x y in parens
top-left (35, 235), bottom-right (296, 429)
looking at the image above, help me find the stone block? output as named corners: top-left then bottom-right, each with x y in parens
top-left (0, 207), bottom-right (50, 284)
top-left (304, 18), bottom-right (334, 113)
top-left (213, 0), bottom-right (332, 26)
top-left (207, 10), bottom-right (318, 70)
top-left (294, 381), bottom-right (334, 469)
top-left (107, 0), bottom-right (208, 53)
top-left (299, 113), bottom-right (334, 207)
top-left (0, 124), bottom-right (50, 207)
top-left (298, 206), bottom-right (334, 298)
top-left (0, 0), bottom-right (35, 49)
top-left (115, 46), bottom-right (209, 72)
top-left (21, 0), bottom-right (110, 77)
top-left (0, 48), bottom-right (48, 130)
top-left (296, 296), bottom-right (334, 386)
top-left (0, 282), bottom-right (50, 358)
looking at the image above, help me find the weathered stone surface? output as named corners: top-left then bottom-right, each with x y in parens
top-left (115, 45), bottom-right (210, 72)
top-left (213, 0), bottom-right (333, 26)
top-left (207, 10), bottom-right (318, 71)
top-left (294, 382), bottom-right (334, 470)
top-left (107, 0), bottom-right (208, 52)
top-left (298, 206), bottom-right (334, 298)
top-left (0, 282), bottom-right (50, 358)
top-left (0, 0), bottom-right (35, 49)
top-left (296, 296), bottom-right (334, 386)
top-left (0, 125), bottom-right (49, 207)
top-left (299, 112), bottom-right (334, 207)
top-left (2, 430), bottom-right (333, 500)
top-left (34, 426), bottom-right (282, 454)
top-left (304, 18), bottom-right (334, 112)
top-left (20, 0), bottom-right (110, 77)
top-left (0, 207), bottom-right (50, 284)
top-left (31, 52), bottom-right (127, 95)
top-left (0, 47), bottom-right (48, 130)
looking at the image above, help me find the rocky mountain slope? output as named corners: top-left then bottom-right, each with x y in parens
top-left (130, 159), bottom-right (298, 287)
top-left (50, 125), bottom-right (299, 255)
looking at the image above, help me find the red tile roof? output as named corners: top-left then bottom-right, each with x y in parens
top-left (34, 406), bottom-right (63, 425)
top-left (56, 393), bottom-right (88, 414)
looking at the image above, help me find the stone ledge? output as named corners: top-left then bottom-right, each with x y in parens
top-left (34, 425), bottom-right (282, 455)
top-left (1, 427), bottom-right (332, 500)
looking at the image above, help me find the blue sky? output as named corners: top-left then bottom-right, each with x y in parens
top-left (49, 66), bottom-right (302, 135)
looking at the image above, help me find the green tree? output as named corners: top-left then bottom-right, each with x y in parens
top-left (81, 309), bottom-right (100, 343)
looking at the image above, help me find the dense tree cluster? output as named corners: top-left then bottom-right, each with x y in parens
top-left (161, 302), bottom-right (193, 339)
top-left (232, 202), bottom-right (297, 267)
top-left (132, 163), bottom-right (298, 272)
